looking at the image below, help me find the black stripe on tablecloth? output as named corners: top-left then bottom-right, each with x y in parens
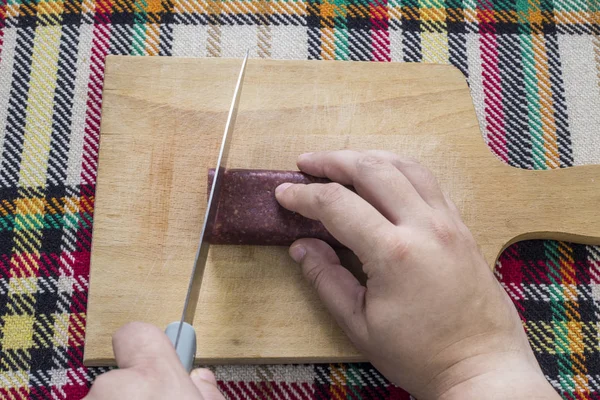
top-left (0, 27), bottom-right (35, 187)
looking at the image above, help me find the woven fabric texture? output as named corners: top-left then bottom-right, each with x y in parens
top-left (0, 0), bottom-right (599, 398)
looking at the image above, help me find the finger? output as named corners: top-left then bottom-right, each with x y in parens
top-left (295, 150), bottom-right (424, 223)
top-left (192, 368), bottom-right (217, 386)
top-left (276, 182), bottom-right (394, 260)
top-left (84, 370), bottom-right (124, 399)
top-left (85, 370), bottom-right (148, 400)
top-left (362, 150), bottom-right (447, 209)
top-left (290, 238), bottom-right (368, 344)
top-left (443, 192), bottom-right (461, 218)
top-left (190, 369), bottom-right (224, 400)
top-left (298, 150), bottom-right (447, 211)
top-left (113, 322), bottom-right (184, 372)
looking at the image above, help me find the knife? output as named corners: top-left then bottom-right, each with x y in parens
top-left (165, 51), bottom-right (249, 372)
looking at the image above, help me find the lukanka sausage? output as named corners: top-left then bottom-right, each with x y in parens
top-left (206, 169), bottom-right (343, 248)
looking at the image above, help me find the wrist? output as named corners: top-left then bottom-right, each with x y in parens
top-left (427, 352), bottom-right (559, 400)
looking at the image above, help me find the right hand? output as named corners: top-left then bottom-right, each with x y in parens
top-left (85, 322), bottom-right (224, 400)
top-left (275, 150), bottom-right (559, 400)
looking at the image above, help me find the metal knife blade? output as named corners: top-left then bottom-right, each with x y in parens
top-left (172, 51), bottom-right (249, 352)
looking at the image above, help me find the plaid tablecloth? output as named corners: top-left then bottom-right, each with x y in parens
top-left (0, 0), bottom-right (599, 398)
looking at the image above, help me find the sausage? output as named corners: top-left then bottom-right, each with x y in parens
top-left (207, 169), bottom-right (343, 248)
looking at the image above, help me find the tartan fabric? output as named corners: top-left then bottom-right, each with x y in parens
top-left (0, 0), bottom-right (599, 398)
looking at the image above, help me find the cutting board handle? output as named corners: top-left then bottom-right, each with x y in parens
top-left (503, 164), bottom-right (600, 249)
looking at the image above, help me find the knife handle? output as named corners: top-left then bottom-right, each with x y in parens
top-left (165, 322), bottom-right (197, 372)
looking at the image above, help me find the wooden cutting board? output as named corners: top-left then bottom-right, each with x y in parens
top-left (84, 56), bottom-right (600, 366)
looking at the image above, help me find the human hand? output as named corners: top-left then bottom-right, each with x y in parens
top-left (85, 322), bottom-right (224, 400)
top-left (275, 150), bottom-right (559, 400)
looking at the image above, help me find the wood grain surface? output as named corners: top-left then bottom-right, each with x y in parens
top-left (84, 56), bottom-right (600, 366)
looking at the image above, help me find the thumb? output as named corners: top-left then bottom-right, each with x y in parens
top-left (190, 369), bottom-right (224, 400)
top-left (290, 238), bottom-right (368, 343)
top-left (113, 322), bottom-right (184, 371)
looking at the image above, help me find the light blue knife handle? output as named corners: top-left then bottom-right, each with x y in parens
top-left (165, 322), bottom-right (196, 372)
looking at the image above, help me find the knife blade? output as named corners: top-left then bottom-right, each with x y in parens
top-left (165, 51), bottom-right (249, 371)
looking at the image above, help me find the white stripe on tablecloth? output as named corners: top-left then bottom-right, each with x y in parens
top-left (221, 25), bottom-right (258, 58)
top-left (0, 28), bottom-right (17, 160)
top-left (558, 35), bottom-right (600, 165)
top-left (172, 25), bottom-right (208, 57)
top-left (389, 28), bottom-right (404, 62)
top-left (465, 32), bottom-right (487, 144)
top-left (66, 23), bottom-right (95, 186)
top-left (271, 25), bottom-right (309, 60)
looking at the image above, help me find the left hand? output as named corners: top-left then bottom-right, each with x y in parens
top-left (85, 322), bottom-right (224, 400)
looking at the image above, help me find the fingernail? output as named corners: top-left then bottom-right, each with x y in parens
top-left (191, 368), bottom-right (215, 382)
top-left (275, 182), bottom-right (293, 195)
top-left (298, 152), bottom-right (313, 162)
top-left (290, 245), bottom-right (306, 263)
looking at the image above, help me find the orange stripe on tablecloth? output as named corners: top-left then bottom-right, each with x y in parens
top-left (493, 9), bottom-right (517, 23)
top-left (0, 199), bottom-right (15, 217)
top-left (42, 197), bottom-right (58, 215)
top-left (13, 195), bottom-right (44, 254)
top-left (145, 23), bottom-right (160, 56)
top-left (78, 195), bottom-right (94, 215)
top-left (321, 27), bottom-right (335, 60)
top-left (463, 7), bottom-right (478, 23)
top-left (559, 242), bottom-right (589, 396)
top-left (1, 196), bottom-right (82, 216)
top-left (329, 364), bottom-right (347, 400)
top-left (63, 0), bottom-right (81, 14)
top-left (445, 6), bottom-right (464, 23)
top-left (306, 0), bottom-right (319, 19)
top-left (568, 321), bottom-right (589, 397)
top-left (401, 5), bottom-right (419, 21)
top-left (348, 4), bottom-right (368, 18)
top-left (172, 0), bottom-right (189, 15)
top-left (286, 0), bottom-right (307, 16)
top-left (419, 6), bottom-right (445, 23)
top-left (6, 196), bottom-right (79, 217)
top-left (18, 1), bottom-right (37, 17)
top-left (207, 1), bottom-right (222, 57)
top-left (145, 0), bottom-right (163, 13)
top-left (255, 0), bottom-right (271, 59)
top-left (532, 33), bottom-right (559, 169)
top-left (43, 196), bottom-right (80, 215)
top-left (554, 10), bottom-right (593, 25)
top-left (270, 0), bottom-right (306, 17)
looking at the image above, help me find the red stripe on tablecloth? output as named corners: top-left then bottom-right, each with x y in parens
top-left (478, 0), bottom-right (507, 162)
top-left (370, 0), bottom-right (391, 62)
top-left (0, 0), bottom-right (5, 64)
top-left (81, 0), bottom-right (112, 191)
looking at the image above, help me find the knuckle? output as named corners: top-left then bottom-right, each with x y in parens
top-left (428, 216), bottom-right (457, 245)
top-left (304, 263), bottom-right (329, 292)
top-left (403, 156), bottom-right (419, 164)
top-left (376, 231), bottom-right (411, 262)
top-left (356, 155), bottom-right (388, 172)
top-left (413, 164), bottom-right (436, 182)
top-left (393, 155), bottom-right (419, 167)
top-left (315, 183), bottom-right (346, 208)
top-left (283, 184), bottom-right (298, 201)
top-left (408, 164), bottom-right (440, 189)
top-left (279, 184), bottom-right (303, 207)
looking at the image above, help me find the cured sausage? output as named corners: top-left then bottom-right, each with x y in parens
top-left (207, 169), bottom-right (343, 247)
